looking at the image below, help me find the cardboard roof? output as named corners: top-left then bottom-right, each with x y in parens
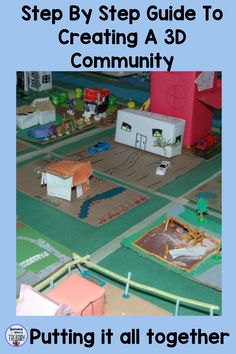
top-left (45, 160), bottom-right (93, 186)
top-left (47, 273), bottom-right (105, 314)
top-left (16, 105), bottom-right (36, 115)
top-left (17, 99), bottom-right (55, 116)
top-left (35, 100), bottom-right (55, 112)
top-left (197, 80), bottom-right (222, 110)
top-left (84, 88), bottom-right (111, 102)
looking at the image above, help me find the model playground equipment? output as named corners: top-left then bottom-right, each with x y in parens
top-left (133, 216), bottom-right (220, 272)
top-left (83, 88), bottom-right (111, 122)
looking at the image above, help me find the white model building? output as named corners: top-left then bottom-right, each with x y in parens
top-left (41, 160), bottom-right (93, 201)
top-left (115, 109), bottom-right (185, 158)
top-left (16, 105), bottom-right (38, 130)
top-left (28, 71), bottom-right (52, 92)
top-left (17, 72), bottom-right (52, 92)
top-left (16, 98), bottom-right (56, 130)
top-left (31, 98), bottom-right (56, 125)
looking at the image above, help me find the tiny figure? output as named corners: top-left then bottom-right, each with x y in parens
top-left (76, 117), bottom-right (86, 129)
top-left (49, 125), bottom-right (57, 138)
top-left (84, 115), bottom-right (93, 126)
top-left (61, 119), bottom-right (70, 135)
top-left (56, 126), bottom-right (63, 137)
top-left (83, 103), bottom-right (96, 123)
top-left (83, 88), bottom-right (110, 122)
top-left (69, 117), bottom-right (77, 132)
top-left (67, 91), bottom-right (75, 115)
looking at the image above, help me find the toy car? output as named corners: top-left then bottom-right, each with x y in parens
top-left (156, 161), bottom-right (171, 176)
top-left (196, 135), bottom-right (217, 151)
top-left (88, 140), bottom-right (112, 154)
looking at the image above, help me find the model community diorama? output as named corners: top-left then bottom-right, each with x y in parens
top-left (16, 71), bottom-right (222, 316)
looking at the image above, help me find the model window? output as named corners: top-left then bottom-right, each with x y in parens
top-left (175, 135), bottom-right (182, 144)
top-left (152, 129), bottom-right (162, 138)
top-left (121, 122), bottom-right (132, 132)
top-left (30, 72), bottom-right (37, 83)
top-left (42, 75), bottom-right (51, 84)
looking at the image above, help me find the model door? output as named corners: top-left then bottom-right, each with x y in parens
top-left (135, 133), bottom-right (147, 150)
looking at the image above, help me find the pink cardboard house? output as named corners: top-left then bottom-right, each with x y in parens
top-left (16, 284), bottom-right (71, 316)
top-left (47, 274), bottom-right (105, 316)
top-left (150, 72), bottom-right (222, 147)
top-left (17, 274), bottom-right (105, 316)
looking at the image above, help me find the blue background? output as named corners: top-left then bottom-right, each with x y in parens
top-left (0, 0), bottom-right (235, 352)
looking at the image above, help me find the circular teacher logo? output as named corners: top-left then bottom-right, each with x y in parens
top-left (5, 324), bottom-right (28, 347)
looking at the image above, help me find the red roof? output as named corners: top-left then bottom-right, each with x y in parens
top-left (84, 88), bottom-right (110, 103)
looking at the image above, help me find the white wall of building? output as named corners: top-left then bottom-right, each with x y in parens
top-left (115, 109), bottom-right (185, 158)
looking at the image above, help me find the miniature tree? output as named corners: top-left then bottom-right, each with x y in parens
top-left (109, 95), bottom-right (117, 107)
top-left (75, 88), bottom-right (83, 99)
top-left (59, 92), bottom-right (67, 104)
top-left (153, 136), bottom-right (180, 156)
top-left (196, 197), bottom-right (208, 221)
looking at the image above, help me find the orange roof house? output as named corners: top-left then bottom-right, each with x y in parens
top-left (41, 160), bottom-right (93, 201)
